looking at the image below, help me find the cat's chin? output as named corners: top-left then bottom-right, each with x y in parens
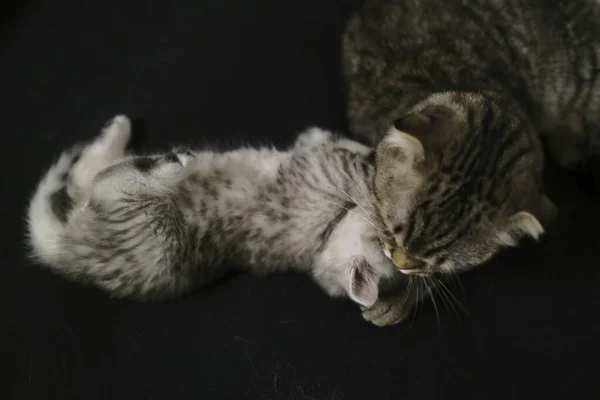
top-left (398, 269), bottom-right (428, 277)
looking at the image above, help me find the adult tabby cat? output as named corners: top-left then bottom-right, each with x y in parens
top-left (27, 115), bottom-right (542, 326)
top-left (338, 0), bottom-right (597, 321)
top-left (343, 0), bottom-right (600, 181)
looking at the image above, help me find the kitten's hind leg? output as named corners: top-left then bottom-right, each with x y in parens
top-left (332, 138), bottom-right (373, 157)
top-left (293, 127), bottom-right (335, 150)
top-left (68, 115), bottom-right (132, 202)
top-left (294, 127), bottom-right (373, 157)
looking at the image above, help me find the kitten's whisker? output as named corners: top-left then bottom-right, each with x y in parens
top-left (322, 200), bottom-right (377, 229)
top-left (323, 185), bottom-right (378, 228)
top-left (333, 164), bottom-right (373, 210)
top-left (325, 182), bottom-right (374, 224)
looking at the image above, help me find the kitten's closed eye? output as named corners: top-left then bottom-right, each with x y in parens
top-left (133, 157), bottom-right (157, 172)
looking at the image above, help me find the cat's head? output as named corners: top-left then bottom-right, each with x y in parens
top-left (372, 91), bottom-right (556, 276)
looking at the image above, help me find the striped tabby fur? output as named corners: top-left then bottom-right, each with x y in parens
top-left (27, 115), bottom-right (546, 326)
top-left (338, 0), bottom-right (595, 320)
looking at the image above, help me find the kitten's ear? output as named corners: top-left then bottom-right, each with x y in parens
top-left (496, 211), bottom-right (545, 246)
top-left (348, 258), bottom-right (379, 308)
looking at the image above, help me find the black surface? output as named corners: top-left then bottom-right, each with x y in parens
top-left (1, 1), bottom-right (599, 399)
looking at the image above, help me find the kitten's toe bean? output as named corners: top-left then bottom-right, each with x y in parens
top-left (362, 300), bottom-right (408, 327)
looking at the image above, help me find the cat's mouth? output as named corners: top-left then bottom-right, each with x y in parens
top-left (382, 242), bottom-right (428, 275)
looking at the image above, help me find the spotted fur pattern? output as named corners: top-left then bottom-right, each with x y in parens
top-left (27, 115), bottom-right (549, 326)
top-left (27, 116), bottom-right (402, 316)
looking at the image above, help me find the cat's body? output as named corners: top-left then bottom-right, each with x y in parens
top-left (335, 0), bottom-right (583, 322)
top-left (28, 116), bottom-right (398, 313)
top-left (343, 0), bottom-right (600, 188)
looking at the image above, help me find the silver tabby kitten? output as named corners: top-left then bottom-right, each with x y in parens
top-left (28, 116), bottom-right (400, 318)
top-left (340, 0), bottom-right (600, 280)
top-left (27, 116), bottom-right (543, 326)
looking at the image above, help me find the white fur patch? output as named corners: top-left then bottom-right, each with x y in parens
top-left (27, 151), bottom-right (74, 264)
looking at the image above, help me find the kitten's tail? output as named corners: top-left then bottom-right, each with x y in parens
top-left (26, 148), bottom-right (80, 266)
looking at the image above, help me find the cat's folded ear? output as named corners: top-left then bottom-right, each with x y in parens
top-left (348, 257), bottom-right (379, 308)
top-left (378, 104), bottom-right (458, 169)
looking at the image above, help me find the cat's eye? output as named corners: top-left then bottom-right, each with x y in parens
top-left (392, 224), bottom-right (403, 234)
top-left (133, 157), bottom-right (157, 172)
top-left (164, 152), bottom-right (181, 164)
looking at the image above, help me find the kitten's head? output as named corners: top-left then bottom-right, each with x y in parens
top-left (372, 91), bottom-right (556, 276)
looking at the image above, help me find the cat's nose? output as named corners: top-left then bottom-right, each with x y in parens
top-left (391, 249), bottom-right (423, 271)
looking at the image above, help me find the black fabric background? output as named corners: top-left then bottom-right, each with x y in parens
top-left (1, 1), bottom-right (599, 399)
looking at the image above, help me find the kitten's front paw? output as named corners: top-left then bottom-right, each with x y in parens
top-left (361, 298), bottom-right (409, 327)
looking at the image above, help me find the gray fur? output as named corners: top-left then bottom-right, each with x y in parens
top-left (339, 0), bottom-right (596, 322)
top-left (27, 115), bottom-right (547, 326)
top-left (27, 116), bottom-right (399, 316)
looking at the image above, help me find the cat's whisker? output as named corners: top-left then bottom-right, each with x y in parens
top-left (400, 275), bottom-right (413, 307)
top-left (424, 276), bottom-right (441, 334)
top-left (451, 271), bottom-right (467, 300)
top-left (429, 277), bottom-right (452, 317)
top-left (435, 277), bottom-right (467, 319)
top-left (437, 278), bottom-right (467, 315)
top-left (408, 278), bottom-right (420, 328)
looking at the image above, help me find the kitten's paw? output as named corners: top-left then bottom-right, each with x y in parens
top-left (361, 299), bottom-right (409, 327)
top-left (294, 127), bottom-right (334, 149)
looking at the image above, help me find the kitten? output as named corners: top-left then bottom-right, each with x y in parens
top-left (27, 115), bottom-right (398, 313)
top-left (337, 0), bottom-right (587, 322)
top-left (27, 115), bottom-right (544, 326)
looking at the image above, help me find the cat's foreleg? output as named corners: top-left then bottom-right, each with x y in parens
top-left (361, 276), bottom-right (435, 327)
